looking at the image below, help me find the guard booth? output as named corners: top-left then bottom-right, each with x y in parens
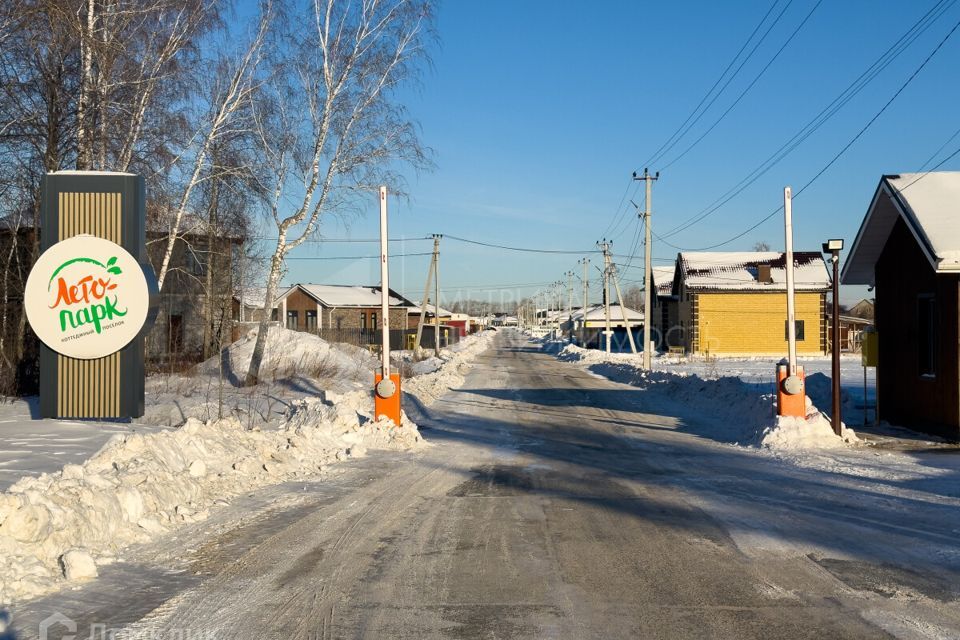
top-left (27, 171), bottom-right (157, 419)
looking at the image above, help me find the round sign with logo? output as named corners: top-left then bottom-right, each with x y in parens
top-left (25, 235), bottom-right (151, 359)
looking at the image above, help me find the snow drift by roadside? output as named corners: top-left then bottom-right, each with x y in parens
top-left (0, 390), bottom-right (420, 606)
top-left (403, 330), bottom-right (496, 407)
top-left (553, 343), bottom-right (858, 449)
top-left (0, 328), bottom-right (498, 605)
top-left (199, 324), bottom-right (379, 382)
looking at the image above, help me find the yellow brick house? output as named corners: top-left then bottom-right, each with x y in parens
top-left (675, 251), bottom-right (830, 356)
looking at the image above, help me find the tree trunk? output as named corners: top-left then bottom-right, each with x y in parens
top-left (244, 241), bottom-right (285, 386)
top-left (76, 0), bottom-right (95, 170)
top-left (203, 173), bottom-right (219, 360)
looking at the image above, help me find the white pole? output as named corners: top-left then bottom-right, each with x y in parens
top-left (379, 186), bottom-right (391, 378)
top-left (784, 186), bottom-right (797, 376)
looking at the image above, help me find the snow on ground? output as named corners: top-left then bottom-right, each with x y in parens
top-left (0, 401), bottom-right (168, 492)
top-left (403, 330), bottom-right (497, 407)
top-left (547, 340), bottom-right (859, 449)
top-left (0, 327), bottom-right (495, 606)
top-left (143, 326), bottom-right (381, 429)
top-left (541, 337), bottom-right (960, 505)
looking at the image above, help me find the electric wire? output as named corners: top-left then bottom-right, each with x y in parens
top-left (659, 0), bottom-right (956, 239)
top-left (643, 0), bottom-right (786, 169)
top-left (663, 13), bottom-right (960, 252)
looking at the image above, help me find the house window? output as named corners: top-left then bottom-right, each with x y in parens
top-left (918, 295), bottom-right (937, 377)
top-left (360, 312), bottom-right (367, 330)
top-left (785, 320), bottom-right (805, 341)
top-left (370, 312), bottom-right (378, 331)
top-left (186, 250), bottom-right (204, 275)
top-left (305, 310), bottom-right (317, 331)
top-left (286, 310), bottom-right (298, 331)
top-left (271, 308), bottom-right (279, 322)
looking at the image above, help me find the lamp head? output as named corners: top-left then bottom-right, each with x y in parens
top-left (823, 239), bottom-right (844, 253)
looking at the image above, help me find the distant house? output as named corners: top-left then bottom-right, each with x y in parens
top-left (569, 303), bottom-right (643, 350)
top-left (651, 265), bottom-right (681, 349)
top-left (842, 172), bottom-right (960, 437)
top-left (272, 284), bottom-right (413, 348)
top-left (848, 298), bottom-right (875, 320)
top-left (675, 251), bottom-right (831, 356)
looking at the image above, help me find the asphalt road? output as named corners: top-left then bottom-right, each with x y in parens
top-left (16, 330), bottom-right (960, 639)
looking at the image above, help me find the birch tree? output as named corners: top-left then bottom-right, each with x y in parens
top-left (244, 0), bottom-right (434, 386)
top-left (153, 1), bottom-right (272, 290)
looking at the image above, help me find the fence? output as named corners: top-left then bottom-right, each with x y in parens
top-left (316, 326), bottom-right (461, 351)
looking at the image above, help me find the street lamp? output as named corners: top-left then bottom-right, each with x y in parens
top-left (823, 238), bottom-right (844, 437)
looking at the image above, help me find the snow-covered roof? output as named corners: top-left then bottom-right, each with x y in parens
top-left (842, 172), bottom-right (960, 285)
top-left (678, 252), bottom-right (830, 291)
top-left (283, 284), bottom-right (412, 308)
top-left (408, 303), bottom-right (454, 316)
top-left (651, 266), bottom-right (677, 297)
top-left (571, 303), bottom-right (643, 322)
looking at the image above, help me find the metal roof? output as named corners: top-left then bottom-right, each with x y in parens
top-left (678, 251), bottom-right (830, 291)
top-left (842, 172), bottom-right (960, 285)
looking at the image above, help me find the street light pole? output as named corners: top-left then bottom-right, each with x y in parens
top-left (824, 239), bottom-right (844, 437)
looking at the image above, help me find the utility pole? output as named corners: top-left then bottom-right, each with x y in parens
top-left (611, 263), bottom-right (637, 354)
top-left (566, 270), bottom-right (574, 340)
top-left (434, 233), bottom-right (442, 357)
top-left (598, 240), bottom-right (612, 353)
top-left (413, 235), bottom-right (438, 355)
top-left (633, 168), bottom-right (659, 369)
top-left (579, 258), bottom-right (589, 345)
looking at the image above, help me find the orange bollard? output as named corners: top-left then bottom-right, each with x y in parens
top-left (776, 364), bottom-right (806, 418)
top-left (374, 373), bottom-right (402, 426)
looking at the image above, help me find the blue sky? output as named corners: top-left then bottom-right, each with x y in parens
top-left (277, 0), bottom-right (960, 306)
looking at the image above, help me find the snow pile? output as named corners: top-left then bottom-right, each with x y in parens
top-left (200, 325), bottom-right (378, 382)
top-left (552, 343), bottom-right (858, 450)
top-left (143, 327), bottom-right (380, 429)
top-left (760, 413), bottom-right (859, 449)
top-left (404, 330), bottom-right (496, 406)
top-left (0, 391), bottom-right (420, 605)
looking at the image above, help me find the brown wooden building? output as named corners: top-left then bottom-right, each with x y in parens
top-left (273, 284), bottom-right (413, 347)
top-left (843, 172), bottom-right (960, 438)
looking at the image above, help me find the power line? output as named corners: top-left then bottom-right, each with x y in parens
top-left (285, 252), bottom-right (433, 260)
top-left (442, 234), bottom-right (595, 255)
top-left (643, 0), bottom-right (785, 169)
top-left (660, 0), bottom-right (823, 170)
top-left (665, 12), bottom-right (960, 252)
top-left (251, 236), bottom-right (432, 243)
top-left (899, 142), bottom-right (960, 191)
top-left (659, 0), bottom-right (956, 239)
top-left (916, 122), bottom-right (960, 172)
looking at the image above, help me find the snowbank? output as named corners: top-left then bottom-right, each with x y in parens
top-left (0, 391), bottom-right (419, 605)
top-left (0, 328), bottom-right (496, 606)
top-left (404, 330), bottom-right (496, 407)
top-left (143, 327), bottom-right (380, 429)
top-left (199, 324), bottom-right (378, 382)
top-left (553, 343), bottom-right (858, 449)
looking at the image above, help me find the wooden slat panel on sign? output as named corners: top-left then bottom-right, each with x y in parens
top-left (55, 191), bottom-right (123, 417)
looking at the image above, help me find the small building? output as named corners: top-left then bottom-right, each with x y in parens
top-left (848, 298), bottom-right (875, 320)
top-left (651, 265), bottom-right (681, 350)
top-left (826, 312), bottom-right (874, 353)
top-left (675, 251), bottom-right (830, 356)
top-left (569, 303), bottom-right (644, 350)
top-left (274, 284), bottom-right (413, 348)
top-left (842, 172), bottom-right (960, 437)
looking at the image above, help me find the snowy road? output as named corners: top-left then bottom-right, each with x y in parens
top-left (14, 330), bottom-right (960, 639)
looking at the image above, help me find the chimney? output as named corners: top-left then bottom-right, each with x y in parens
top-left (757, 264), bottom-right (773, 284)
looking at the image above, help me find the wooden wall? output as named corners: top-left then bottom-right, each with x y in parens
top-left (876, 217), bottom-right (960, 435)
